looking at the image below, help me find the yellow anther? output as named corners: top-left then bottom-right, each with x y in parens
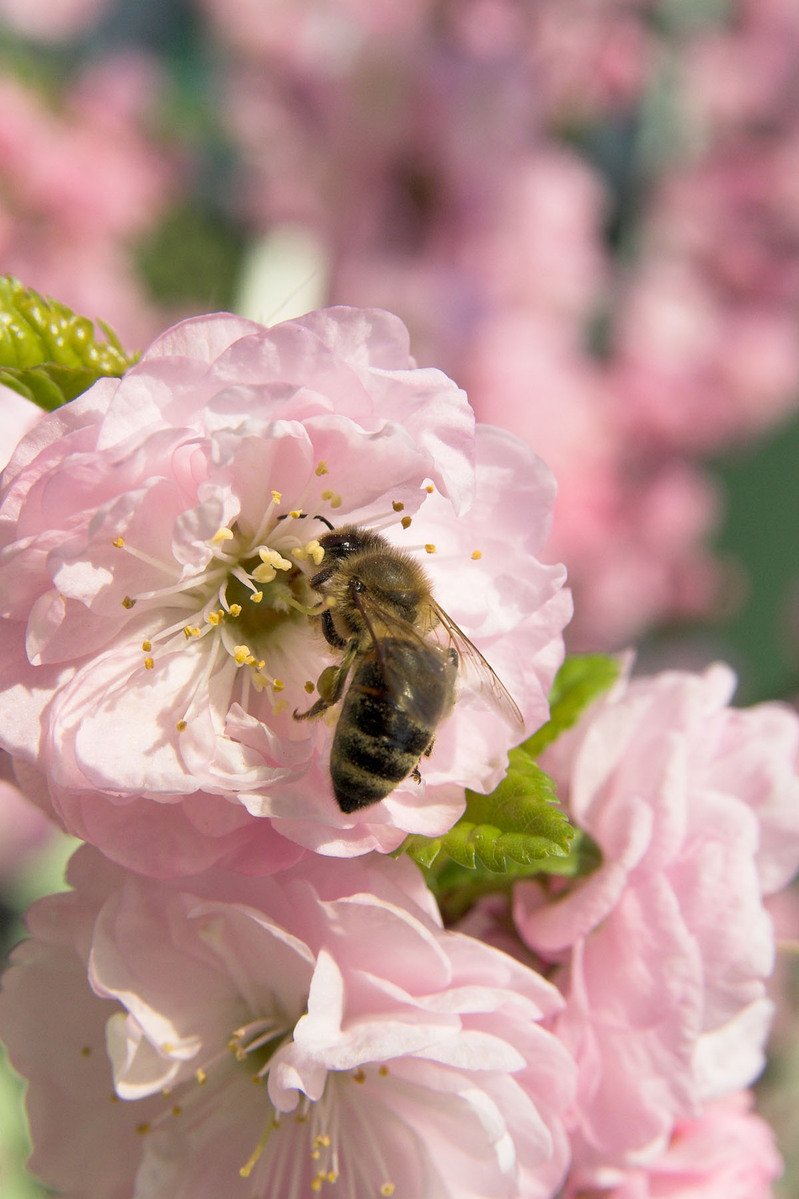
top-left (176, 720), bottom-right (187, 732)
top-left (271, 489), bottom-right (282, 504)
top-left (210, 527), bottom-right (234, 545)
top-left (352, 1068), bottom-right (366, 1084)
top-left (233, 645), bottom-right (255, 665)
top-left (253, 547), bottom-right (293, 584)
top-left (425, 483), bottom-right (435, 493)
top-left (314, 1135), bottom-right (331, 1148)
top-left (400, 516), bottom-right (412, 530)
top-left (112, 536), bottom-right (125, 548)
top-left (171, 1105), bottom-right (182, 1117)
top-left (228, 603), bottom-right (242, 617)
top-left (381, 1184), bottom-right (396, 1197)
top-left (315, 460), bottom-right (329, 476)
top-left (471, 550), bottom-right (482, 560)
top-left (195, 1068), bottom-right (207, 1085)
top-left (184, 626), bottom-right (201, 638)
top-left (250, 591), bottom-right (263, 604)
top-left (304, 680), bottom-right (315, 694)
top-left (305, 539), bottom-right (324, 565)
top-left (141, 640), bottom-right (152, 652)
top-left (289, 509), bottom-right (303, 519)
top-left (143, 657), bottom-right (155, 670)
top-left (121, 596), bottom-right (136, 609)
top-left (272, 679), bottom-right (285, 692)
top-left (206, 610), bottom-right (223, 626)
top-left (425, 544), bottom-right (436, 554)
top-left (392, 500), bottom-right (404, 511)
top-left (378, 1065), bottom-right (389, 1076)
top-left (321, 489), bottom-right (342, 508)
top-left (311, 1181), bottom-right (322, 1193)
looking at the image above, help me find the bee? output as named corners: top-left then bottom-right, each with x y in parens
top-left (293, 522), bottom-right (523, 813)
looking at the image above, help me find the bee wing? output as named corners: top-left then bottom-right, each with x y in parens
top-left (428, 597), bottom-right (525, 732)
top-left (348, 585), bottom-right (457, 724)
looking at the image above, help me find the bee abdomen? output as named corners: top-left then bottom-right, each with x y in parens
top-left (330, 639), bottom-right (451, 813)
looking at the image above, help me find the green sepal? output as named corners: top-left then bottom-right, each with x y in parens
top-left (0, 276), bottom-right (137, 410)
top-left (522, 653), bottom-right (621, 758)
top-left (402, 745), bottom-right (575, 874)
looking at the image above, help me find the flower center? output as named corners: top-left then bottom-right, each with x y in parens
top-left (111, 494), bottom-right (332, 726)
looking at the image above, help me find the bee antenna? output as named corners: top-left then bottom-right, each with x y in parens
top-left (312, 514), bottom-right (335, 531)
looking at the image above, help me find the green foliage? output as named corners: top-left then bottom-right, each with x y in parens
top-left (404, 746), bottom-right (574, 873)
top-left (0, 276), bottom-right (136, 411)
top-left (400, 655), bottom-right (619, 909)
top-left (523, 653), bottom-right (620, 757)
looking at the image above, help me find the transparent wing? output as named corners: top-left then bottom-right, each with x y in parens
top-left (427, 597), bottom-right (525, 732)
top-left (348, 586), bottom-right (457, 726)
top-left (350, 584), bottom-right (523, 732)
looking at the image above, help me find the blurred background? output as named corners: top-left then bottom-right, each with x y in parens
top-left (0, 1), bottom-right (797, 1195)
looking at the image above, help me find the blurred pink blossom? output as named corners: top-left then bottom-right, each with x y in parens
top-left (514, 664), bottom-right (799, 1177)
top-left (0, 62), bottom-right (176, 348)
top-left (563, 1092), bottom-right (782, 1199)
top-left (0, 305), bottom-right (569, 875)
top-left (0, 0), bottom-right (110, 41)
top-left (0, 847), bottom-right (575, 1198)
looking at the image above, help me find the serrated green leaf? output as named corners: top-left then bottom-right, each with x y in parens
top-left (0, 275), bottom-right (137, 410)
top-left (403, 746), bottom-right (574, 874)
top-left (523, 653), bottom-right (621, 758)
top-left (426, 829), bottom-right (602, 923)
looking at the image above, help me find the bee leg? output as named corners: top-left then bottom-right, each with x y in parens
top-left (293, 647), bottom-right (355, 721)
top-left (411, 766), bottom-right (422, 784)
top-left (320, 607), bottom-right (347, 650)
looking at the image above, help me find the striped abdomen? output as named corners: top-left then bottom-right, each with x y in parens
top-left (331, 637), bottom-right (456, 813)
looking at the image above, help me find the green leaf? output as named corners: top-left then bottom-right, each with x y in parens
top-left (523, 653), bottom-right (621, 757)
top-left (403, 745), bottom-right (575, 874)
top-left (428, 829), bottom-right (602, 923)
top-left (0, 275), bottom-right (137, 410)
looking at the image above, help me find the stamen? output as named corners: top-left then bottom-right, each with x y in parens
top-left (143, 657), bottom-right (155, 671)
top-left (391, 500), bottom-right (404, 512)
top-left (210, 527), bottom-right (235, 546)
top-left (424, 544), bottom-right (436, 554)
top-left (121, 596), bottom-right (136, 609)
top-left (471, 550), bottom-right (482, 560)
top-left (400, 516), bottom-right (412, 529)
top-left (315, 461), bottom-right (329, 476)
top-left (111, 540), bottom-right (183, 580)
top-left (320, 489), bottom-right (343, 509)
top-left (240, 1120), bottom-right (277, 1179)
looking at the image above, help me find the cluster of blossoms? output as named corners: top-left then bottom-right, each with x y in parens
top-left (0, 304), bottom-right (797, 1198)
top-left (3, 3), bottom-right (799, 650)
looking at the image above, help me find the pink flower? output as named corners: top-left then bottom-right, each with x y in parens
top-left (0, 386), bottom-right (43, 472)
top-left (562, 1093), bottom-right (782, 1199)
top-left (513, 665), bottom-right (799, 1175)
top-left (0, 305), bottom-right (569, 875)
top-left (0, 847), bottom-right (575, 1198)
top-left (0, 753), bottom-right (54, 884)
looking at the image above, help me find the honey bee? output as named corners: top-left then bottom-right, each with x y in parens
top-left (293, 522), bottom-right (523, 813)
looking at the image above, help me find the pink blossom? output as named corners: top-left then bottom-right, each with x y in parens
top-left (0, 305), bottom-right (569, 875)
top-left (513, 665), bottom-right (799, 1175)
top-left (0, 753), bottom-right (54, 884)
top-left (0, 65), bottom-right (176, 348)
top-left (563, 1093), bottom-right (782, 1198)
top-left (0, 386), bottom-right (43, 472)
top-left (0, 847), bottom-right (575, 1198)
top-left (0, 0), bottom-right (110, 41)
